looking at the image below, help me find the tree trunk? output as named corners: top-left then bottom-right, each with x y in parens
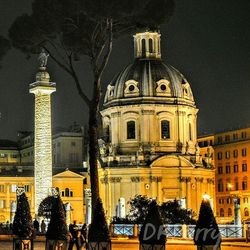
top-left (88, 75), bottom-right (101, 215)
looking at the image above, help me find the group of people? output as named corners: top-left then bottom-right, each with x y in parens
top-left (33, 219), bottom-right (47, 234)
top-left (68, 221), bottom-right (87, 250)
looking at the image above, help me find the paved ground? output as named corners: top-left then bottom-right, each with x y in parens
top-left (1, 241), bottom-right (250, 250)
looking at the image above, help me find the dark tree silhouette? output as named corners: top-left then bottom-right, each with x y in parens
top-left (13, 193), bottom-right (34, 238)
top-left (139, 200), bottom-right (166, 245)
top-left (194, 199), bottom-right (221, 247)
top-left (38, 195), bottom-right (55, 219)
top-left (8, 0), bottom-right (175, 212)
top-left (46, 196), bottom-right (68, 240)
top-left (127, 195), bottom-right (195, 224)
top-left (88, 198), bottom-right (110, 242)
top-left (0, 36), bottom-right (10, 68)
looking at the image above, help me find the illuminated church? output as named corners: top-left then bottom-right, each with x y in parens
top-left (98, 31), bottom-right (215, 219)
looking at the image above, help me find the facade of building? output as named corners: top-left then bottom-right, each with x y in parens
top-left (0, 167), bottom-right (86, 223)
top-left (198, 127), bottom-right (250, 223)
top-left (98, 31), bottom-right (215, 221)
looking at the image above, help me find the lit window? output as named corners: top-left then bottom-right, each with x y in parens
top-left (161, 120), bottom-right (170, 139)
top-left (220, 208), bottom-right (224, 217)
top-left (233, 150), bottom-right (238, 158)
top-left (225, 135), bottom-right (230, 142)
top-left (65, 188), bottom-right (70, 197)
top-left (234, 165), bottom-right (238, 173)
top-left (242, 178), bottom-right (248, 190)
top-left (71, 142), bottom-right (76, 147)
top-left (241, 131), bottom-right (247, 139)
top-left (228, 208), bottom-right (232, 217)
top-left (233, 133), bottom-right (238, 140)
top-left (217, 136), bottom-right (223, 144)
top-left (225, 151), bottom-right (230, 159)
top-left (226, 165), bottom-right (230, 174)
top-left (218, 166), bottom-right (223, 174)
top-left (127, 121), bottom-right (136, 139)
top-left (217, 152), bottom-right (222, 160)
top-left (0, 200), bottom-right (6, 209)
top-left (245, 208), bottom-right (249, 217)
top-left (242, 148), bottom-right (247, 157)
top-left (242, 163), bottom-right (247, 172)
top-left (11, 185), bottom-right (17, 193)
top-left (24, 185), bottom-right (30, 192)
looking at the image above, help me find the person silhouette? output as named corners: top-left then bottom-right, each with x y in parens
top-left (68, 220), bottom-right (80, 250)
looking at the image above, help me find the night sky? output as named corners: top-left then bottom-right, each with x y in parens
top-left (0, 1), bottom-right (250, 140)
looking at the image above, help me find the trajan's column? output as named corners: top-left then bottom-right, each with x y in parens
top-left (30, 50), bottom-right (56, 213)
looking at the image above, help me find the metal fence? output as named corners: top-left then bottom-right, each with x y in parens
top-left (165, 224), bottom-right (182, 237)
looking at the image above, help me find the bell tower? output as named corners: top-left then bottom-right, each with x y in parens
top-left (133, 31), bottom-right (161, 59)
top-left (29, 50), bottom-right (56, 214)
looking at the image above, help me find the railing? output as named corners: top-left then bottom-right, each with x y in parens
top-left (165, 224), bottom-right (182, 237)
top-left (113, 224), bottom-right (134, 236)
top-left (112, 224), bottom-right (246, 239)
top-left (218, 225), bottom-right (243, 238)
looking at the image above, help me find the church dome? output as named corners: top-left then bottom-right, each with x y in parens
top-left (104, 31), bottom-right (195, 107)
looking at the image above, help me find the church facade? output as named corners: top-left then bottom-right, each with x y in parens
top-left (98, 31), bottom-right (215, 220)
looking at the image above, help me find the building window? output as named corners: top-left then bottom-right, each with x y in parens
top-left (0, 200), bottom-right (6, 209)
top-left (189, 123), bottom-right (193, 141)
top-left (127, 121), bottom-right (136, 139)
top-left (243, 197), bottom-right (249, 203)
top-left (225, 151), bottom-right (230, 159)
top-left (241, 131), bottom-right (247, 139)
top-left (242, 148), bottom-right (247, 157)
top-left (242, 178), bottom-right (248, 190)
top-left (65, 188), bottom-right (70, 197)
top-left (242, 163), bottom-right (247, 172)
top-left (161, 120), bottom-right (170, 139)
top-left (218, 181), bottom-right (224, 192)
top-left (149, 38), bottom-right (153, 53)
top-left (245, 208), bottom-right (249, 217)
top-left (220, 208), bottom-right (224, 217)
top-left (226, 165), bottom-right (230, 174)
top-left (218, 198), bottom-right (224, 204)
top-left (141, 39), bottom-right (146, 57)
top-left (217, 152), bottom-right (222, 160)
top-left (233, 150), bottom-right (238, 158)
top-left (11, 184), bottom-right (17, 193)
top-left (226, 197), bottom-right (232, 204)
top-left (0, 185), bottom-right (4, 192)
top-left (233, 133), bottom-right (238, 140)
top-left (228, 208), bottom-right (232, 217)
top-left (234, 165), bottom-right (238, 173)
top-left (24, 185), bottom-right (30, 192)
top-left (0, 154), bottom-right (7, 158)
top-left (217, 136), bottom-right (223, 144)
top-left (218, 166), bottom-right (223, 174)
top-left (225, 135), bottom-right (230, 142)
top-left (61, 191), bottom-right (65, 197)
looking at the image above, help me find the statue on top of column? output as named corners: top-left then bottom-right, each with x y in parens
top-left (38, 48), bottom-right (49, 68)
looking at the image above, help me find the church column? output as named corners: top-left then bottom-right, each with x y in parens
top-left (186, 177), bottom-right (192, 208)
top-left (157, 177), bottom-right (162, 202)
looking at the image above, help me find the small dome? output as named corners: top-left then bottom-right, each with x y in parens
top-left (104, 58), bottom-right (194, 105)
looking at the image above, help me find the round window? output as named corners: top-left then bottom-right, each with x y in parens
top-left (160, 84), bottom-right (167, 91)
top-left (129, 85), bottom-right (135, 92)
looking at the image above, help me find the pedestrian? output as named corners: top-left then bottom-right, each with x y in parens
top-left (41, 220), bottom-right (46, 234)
top-left (33, 219), bottom-right (39, 233)
top-left (68, 220), bottom-right (80, 250)
top-left (80, 223), bottom-right (87, 248)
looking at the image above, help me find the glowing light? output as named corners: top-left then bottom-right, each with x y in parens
top-left (202, 193), bottom-right (210, 201)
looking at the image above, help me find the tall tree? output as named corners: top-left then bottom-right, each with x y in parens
top-left (13, 193), bottom-right (34, 238)
top-left (8, 0), bottom-right (175, 211)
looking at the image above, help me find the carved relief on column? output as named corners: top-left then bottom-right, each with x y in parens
top-left (179, 176), bottom-right (192, 183)
top-left (109, 177), bottom-right (122, 183)
top-left (131, 176), bottom-right (144, 183)
top-left (195, 177), bottom-right (204, 183)
top-left (207, 178), bottom-right (215, 184)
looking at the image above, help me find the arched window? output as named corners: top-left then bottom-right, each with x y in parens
top-left (189, 123), bottom-right (193, 141)
top-left (127, 121), bottom-right (136, 139)
top-left (228, 208), bottom-right (232, 217)
top-left (149, 38), bottom-right (153, 53)
top-left (141, 39), bottom-right (146, 57)
top-left (244, 208), bottom-right (249, 217)
top-left (161, 120), bottom-right (170, 139)
top-left (220, 208), bottom-right (224, 217)
top-left (242, 177), bottom-right (248, 190)
top-left (65, 188), bottom-right (70, 197)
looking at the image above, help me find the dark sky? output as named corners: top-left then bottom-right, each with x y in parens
top-left (0, 1), bottom-right (250, 140)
